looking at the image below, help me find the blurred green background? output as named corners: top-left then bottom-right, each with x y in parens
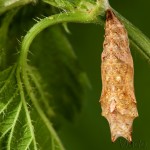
top-left (59, 0), bottom-right (150, 150)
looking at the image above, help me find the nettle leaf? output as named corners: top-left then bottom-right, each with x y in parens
top-left (0, 4), bottom-right (50, 67)
top-left (0, 10), bottom-right (18, 70)
top-left (0, 1), bottom-right (94, 149)
top-left (0, 0), bottom-right (36, 15)
top-left (43, 0), bottom-right (76, 10)
top-left (30, 26), bottom-right (89, 121)
top-left (43, 0), bottom-right (96, 11)
top-left (2, 3), bottom-right (89, 121)
top-left (0, 65), bottom-right (64, 150)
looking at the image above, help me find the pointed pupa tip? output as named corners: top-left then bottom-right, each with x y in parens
top-left (111, 135), bottom-right (132, 143)
top-left (126, 135), bottom-right (132, 143)
top-left (111, 136), bottom-right (117, 142)
top-left (106, 9), bottom-right (114, 20)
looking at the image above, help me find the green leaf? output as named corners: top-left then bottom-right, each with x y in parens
top-left (43, 0), bottom-right (97, 11)
top-left (43, 0), bottom-right (76, 10)
top-left (114, 10), bottom-right (150, 63)
top-left (0, 65), bottom-right (65, 150)
top-left (30, 25), bottom-right (90, 121)
top-left (1, 2), bottom-right (90, 121)
top-left (0, 0), bottom-right (36, 15)
top-left (0, 3), bottom-right (55, 68)
top-left (0, 10), bottom-right (18, 70)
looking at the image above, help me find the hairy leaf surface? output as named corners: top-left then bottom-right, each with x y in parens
top-left (0, 65), bottom-right (64, 150)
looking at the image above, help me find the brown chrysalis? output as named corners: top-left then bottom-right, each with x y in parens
top-left (100, 9), bottom-right (138, 142)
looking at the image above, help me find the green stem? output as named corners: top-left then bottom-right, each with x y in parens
top-left (19, 8), bottom-right (150, 67)
top-left (16, 8), bottom-right (103, 150)
top-left (18, 11), bottom-right (103, 69)
top-left (16, 12), bottom-right (90, 150)
top-left (17, 9), bottom-right (105, 150)
top-left (16, 1), bottom-right (150, 149)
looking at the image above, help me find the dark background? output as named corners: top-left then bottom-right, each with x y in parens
top-left (59, 0), bottom-right (150, 150)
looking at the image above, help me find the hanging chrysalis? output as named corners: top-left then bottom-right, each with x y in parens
top-left (100, 9), bottom-right (138, 142)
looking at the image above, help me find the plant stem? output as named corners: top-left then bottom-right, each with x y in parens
top-left (18, 10), bottom-right (104, 69)
top-left (16, 0), bottom-right (150, 148)
top-left (17, 5), bottom-right (105, 149)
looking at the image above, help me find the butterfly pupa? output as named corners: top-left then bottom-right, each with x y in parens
top-left (100, 9), bottom-right (138, 142)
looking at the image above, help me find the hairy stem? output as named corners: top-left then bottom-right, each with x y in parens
top-left (18, 10), bottom-right (104, 69)
top-left (16, 0), bottom-right (150, 148)
top-left (17, 7), bottom-right (105, 150)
